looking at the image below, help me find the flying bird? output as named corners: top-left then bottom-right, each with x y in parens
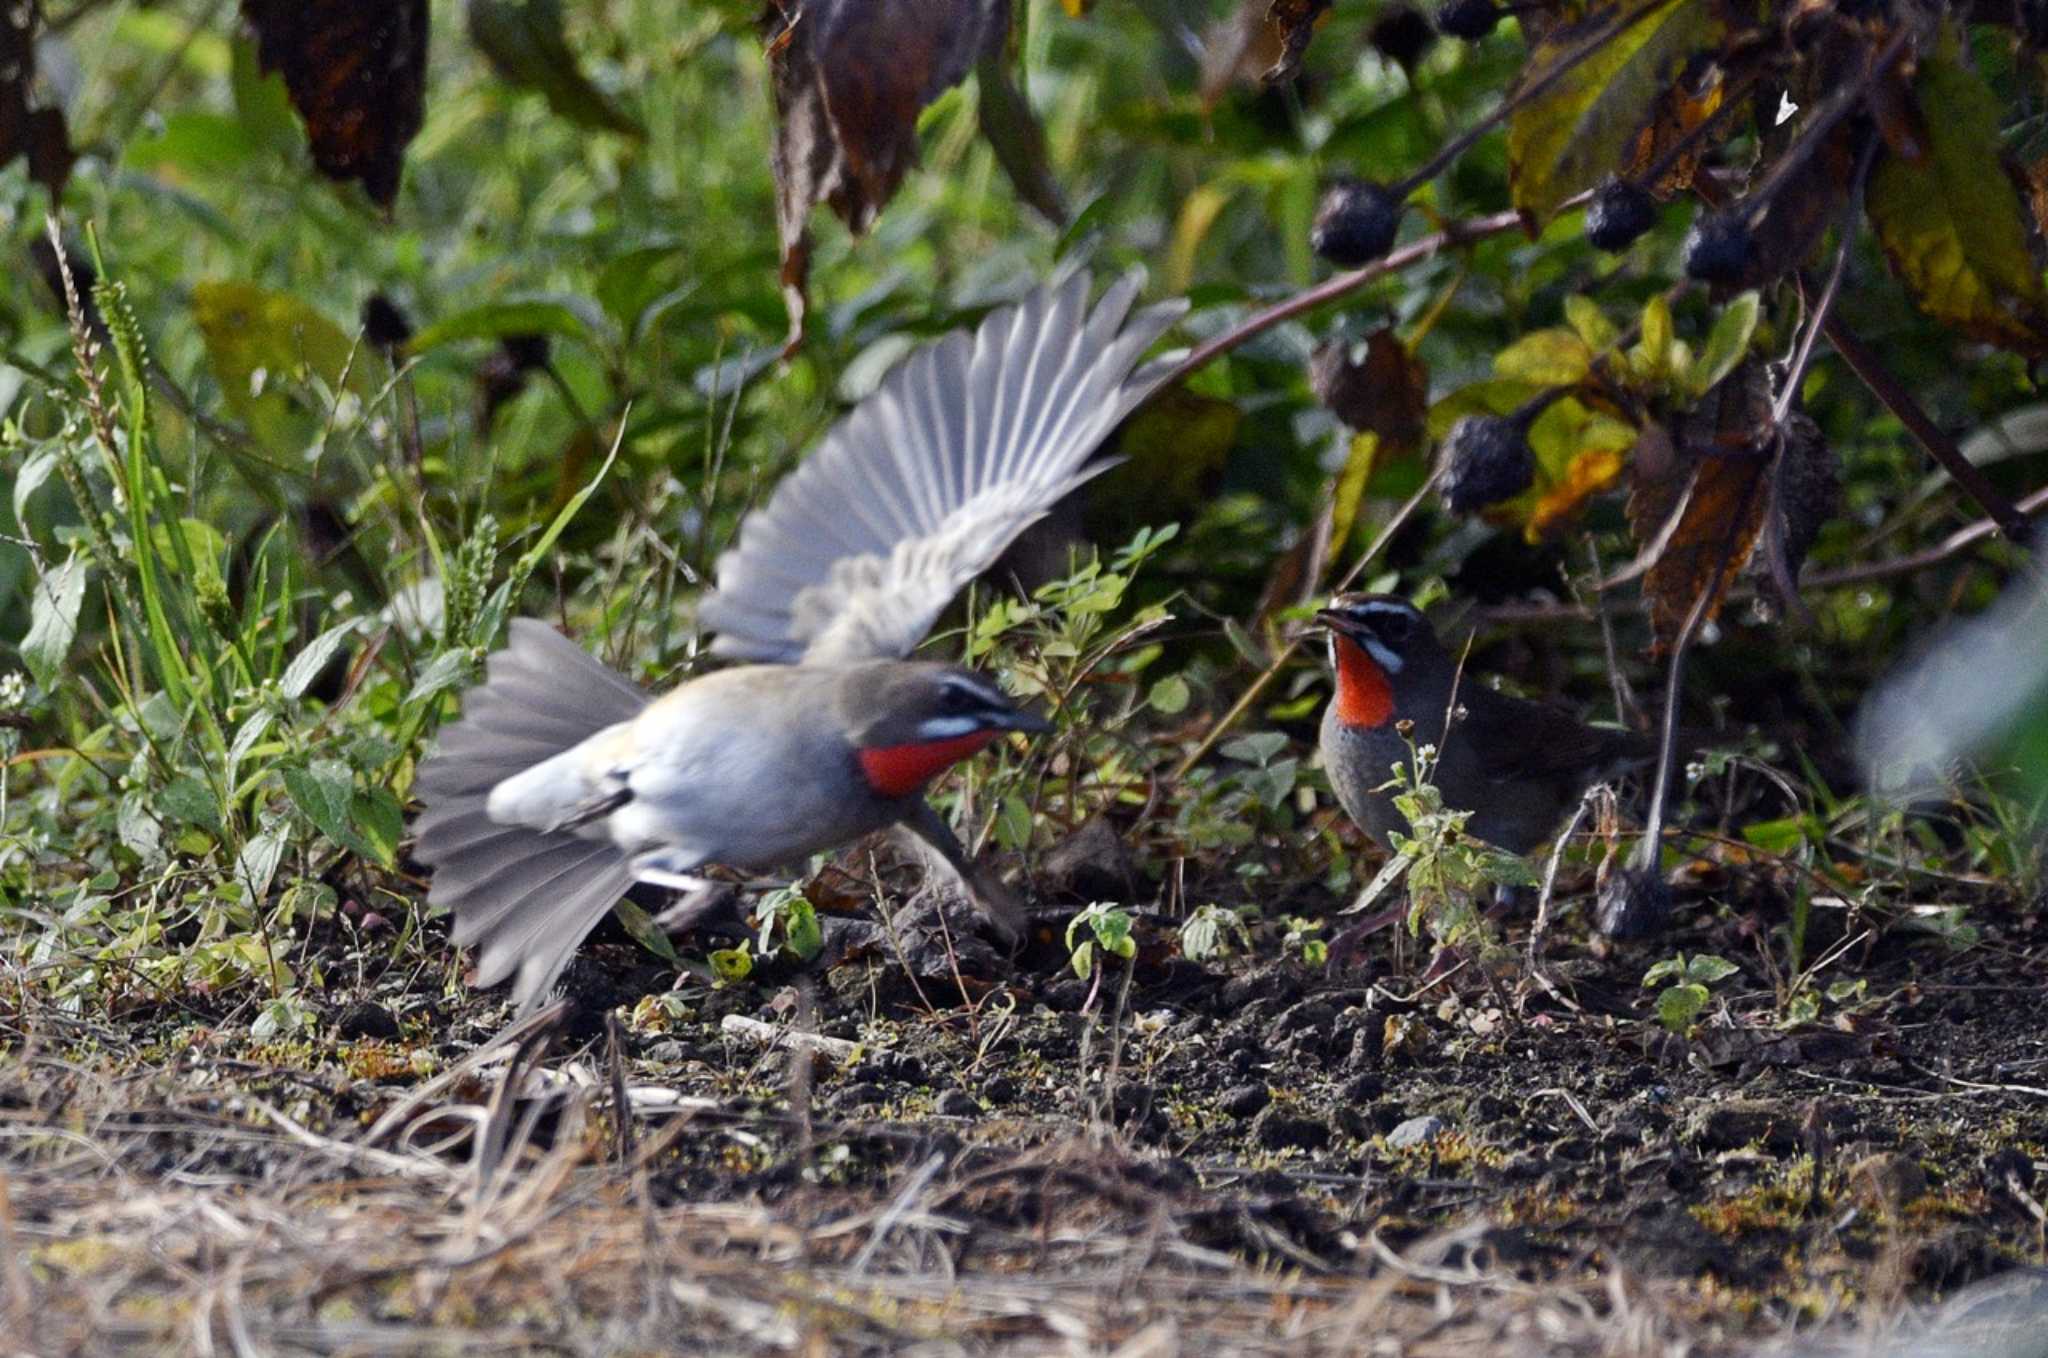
top-left (411, 273), bottom-right (1187, 1010)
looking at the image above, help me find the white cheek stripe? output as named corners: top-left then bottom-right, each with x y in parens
top-left (915, 714), bottom-right (984, 741)
top-left (1363, 638), bottom-right (1405, 673)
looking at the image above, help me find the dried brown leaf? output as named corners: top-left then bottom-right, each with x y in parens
top-left (769, 0), bottom-right (1008, 351)
top-left (1625, 362), bottom-right (1773, 650)
top-left (0, 2), bottom-right (73, 198)
top-left (243, 0), bottom-right (430, 208)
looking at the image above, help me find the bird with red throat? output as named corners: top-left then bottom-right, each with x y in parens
top-left (411, 272), bottom-right (1188, 1010)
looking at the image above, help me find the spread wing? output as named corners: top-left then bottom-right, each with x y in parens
top-left (1460, 689), bottom-right (1650, 788)
top-left (698, 270), bottom-right (1188, 665)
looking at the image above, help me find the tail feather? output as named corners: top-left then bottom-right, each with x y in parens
top-left (413, 621), bottom-right (649, 1011)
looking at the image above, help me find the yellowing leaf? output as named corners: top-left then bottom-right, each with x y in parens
top-left (1494, 328), bottom-right (1593, 386)
top-left (1866, 39), bottom-right (2048, 354)
top-left (1167, 181), bottom-right (1237, 293)
top-left (1528, 445), bottom-right (1626, 538)
top-left (1564, 294), bottom-right (1619, 351)
top-left (192, 281), bottom-right (367, 448)
top-left (1629, 293), bottom-right (1674, 384)
top-left (1507, 0), bottom-right (1722, 224)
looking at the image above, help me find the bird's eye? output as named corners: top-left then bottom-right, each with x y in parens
top-left (1377, 612), bottom-right (1412, 642)
top-left (940, 685), bottom-right (977, 713)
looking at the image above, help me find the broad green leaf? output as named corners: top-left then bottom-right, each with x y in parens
top-left (125, 112), bottom-right (261, 179)
top-left (283, 619), bottom-right (363, 701)
top-left (467, 0), bottom-right (645, 137)
top-left (1564, 295), bottom-right (1618, 351)
top-left (1507, 0), bottom-right (1722, 223)
top-left (1866, 38), bottom-right (2048, 353)
top-left (283, 761), bottom-right (371, 858)
top-left (350, 786), bottom-right (404, 867)
top-left (1684, 954), bottom-right (1739, 985)
top-left (159, 776), bottom-right (223, 834)
top-left (192, 282), bottom-right (367, 449)
top-left (1657, 982), bottom-right (1709, 1032)
top-left (1630, 294), bottom-right (1675, 383)
top-left (407, 299), bottom-right (598, 354)
top-left (1493, 328), bottom-right (1592, 386)
top-left (1689, 292), bottom-right (1759, 397)
top-left (22, 550), bottom-right (87, 687)
top-left (1149, 674), bottom-right (1191, 715)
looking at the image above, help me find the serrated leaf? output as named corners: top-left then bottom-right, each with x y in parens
top-left (22, 550), bottom-right (87, 688)
top-left (1689, 292), bottom-right (1759, 397)
top-left (1494, 328), bottom-right (1593, 386)
top-left (350, 785), bottom-right (403, 867)
top-left (467, 0), bottom-right (644, 137)
top-left (12, 446), bottom-right (57, 526)
top-left (1507, 0), bottom-right (1722, 224)
top-left (1866, 39), bottom-right (2048, 353)
top-left (283, 760), bottom-right (370, 858)
top-left (282, 619), bottom-right (362, 700)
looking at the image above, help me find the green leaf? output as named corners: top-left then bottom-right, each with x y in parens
top-left (615, 899), bottom-right (680, 964)
top-left (1684, 954), bottom-right (1739, 985)
top-left (192, 281), bottom-right (367, 450)
top-left (408, 299), bottom-right (598, 354)
top-left (1690, 292), bottom-right (1759, 397)
top-left (709, 943), bottom-right (753, 985)
top-left (1493, 329), bottom-right (1592, 386)
top-left (976, 52), bottom-right (1067, 225)
top-left (283, 620), bottom-right (363, 701)
top-left (283, 761), bottom-right (370, 858)
top-left (1563, 295), bottom-right (1618, 352)
top-left (1656, 982), bottom-right (1709, 1033)
top-left (159, 776), bottom-right (223, 834)
top-left (1221, 732), bottom-right (1288, 765)
top-left (22, 550), bottom-right (87, 688)
top-left (1642, 956), bottom-right (1685, 987)
top-left (1866, 35), bottom-right (2048, 353)
top-left (780, 895), bottom-right (823, 961)
top-left (350, 786), bottom-right (404, 868)
top-left (1070, 938), bottom-right (1096, 980)
top-left (467, 0), bottom-right (645, 137)
top-left (1149, 674), bottom-right (1191, 715)
top-left (1507, 0), bottom-right (1722, 223)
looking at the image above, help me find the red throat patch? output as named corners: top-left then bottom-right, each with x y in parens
top-left (858, 730), bottom-right (999, 799)
top-left (1332, 633), bottom-right (1395, 728)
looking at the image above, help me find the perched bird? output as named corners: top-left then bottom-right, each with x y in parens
top-left (1316, 593), bottom-right (1648, 864)
top-left (413, 273), bottom-right (1187, 1010)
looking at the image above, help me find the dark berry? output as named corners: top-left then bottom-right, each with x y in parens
top-left (1369, 7), bottom-right (1436, 70)
top-left (1597, 865), bottom-right (1672, 939)
top-left (1311, 179), bottom-right (1404, 269)
top-left (1584, 177), bottom-right (1658, 253)
top-left (1434, 0), bottom-right (1500, 40)
top-left (500, 333), bottom-right (552, 372)
top-left (1439, 413), bottom-right (1535, 513)
top-left (361, 293), bottom-right (413, 349)
top-left (1682, 211), bottom-right (1753, 285)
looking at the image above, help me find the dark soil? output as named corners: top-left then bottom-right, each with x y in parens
top-left (5, 869), bottom-right (2048, 1355)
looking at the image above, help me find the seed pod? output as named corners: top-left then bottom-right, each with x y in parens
top-left (1312, 179), bottom-right (1404, 269)
top-left (1585, 177), bottom-right (1657, 253)
top-left (1682, 210), bottom-right (1753, 285)
top-left (1434, 0), bottom-right (1499, 40)
top-left (1439, 413), bottom-right (1536, 513)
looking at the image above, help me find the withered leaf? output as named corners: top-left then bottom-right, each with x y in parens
top-left (1263, 0), bottom-right (1332, 85)
top-left (1622, 59), bottom-right (1726, 197)
top-left (1309, 327), bottom-right (1428, 445)
top-left (769, 0), bottom-right (1010, 352)
top-left (1625, 361), bottom-right (1774, 650)
top-left (0, 2), bottom-right (74, 198)
top-left (243, 0), bottom-right (430, 208)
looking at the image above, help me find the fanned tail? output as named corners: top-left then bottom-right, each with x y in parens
top-left (413, 620), bottom-right (646, 1011)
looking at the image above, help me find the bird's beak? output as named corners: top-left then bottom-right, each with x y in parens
top-left (990, 704), bottom-right (1054, 735)
top-left (1314, 607), bottom-right (1360, 639)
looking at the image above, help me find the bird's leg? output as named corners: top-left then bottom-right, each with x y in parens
top-left (897, 801), bottom-right (1027, 944)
